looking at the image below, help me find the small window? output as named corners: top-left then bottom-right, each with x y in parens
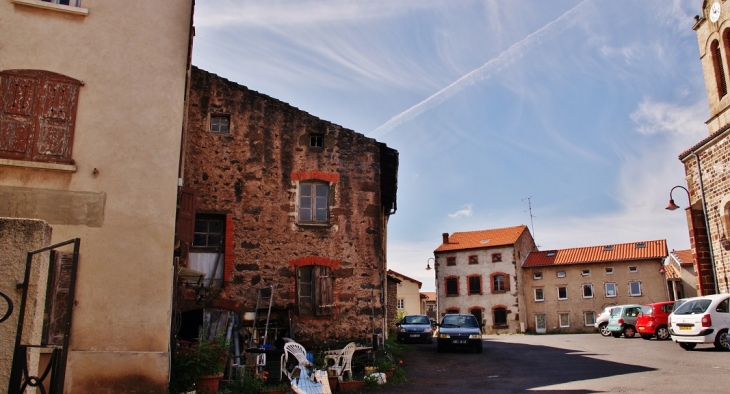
top-left (629, 281), bottom-right (641, 296)
top-left (546, 252), bottom-right (556, 257)
top-left (193, 216), bottom-right (225, 248)
top-left (605, 267), bottom-right (614, 275)
top-left (210, 114), bottom-right (230, 133)
top-left (533, 272), bottom-right (542, 280)
top-left (468, 255), bottom-right (479, 264)
top-left (605, 283), bottom-right (617, 298)
top-left (558, 286), bottom-right (568, 300)
top-left (445, 277), bottom-right (459, 296)
top-left (468, 275), bottom-right (482, 295)
top-left (629, 266), bottom-right (638, 273)
top-left (446, 257), bottom-right (456, 266)
top-left (492, 274), bottom-right (508, 292)
top-left (298, 182), bottom-right (329, 223)
top-left (584, 311), bottom-right (596, 326)
top-left (534, 288), bottom-right (544, 301)
top-left (558, 312), bottom-right (570, 328)
top-left (397, 298), bottom-right (404, 310)
top-left (557, 271), bottom-right (566, 278)
top-left (492, 253), bottom-right (502, 262)
top-left (604, 245), bottom-right (614, 251)
top-left (310, 134), bottom-right (323, 148)
top-left (493, 307), bottom-right (507, 326)
top-left (582, 284), bottom-right (593, 298)
top-left (635, 242), bottom-right (646, 248)
top-left (581, 269), bottom-right (590, 277)
top-left (42, 0), bottom-right (82, 6)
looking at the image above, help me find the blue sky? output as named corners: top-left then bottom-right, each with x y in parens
top-left (193, 0), bottom-right (708, 292)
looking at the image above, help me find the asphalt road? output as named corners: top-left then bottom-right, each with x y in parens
top-left (376, 334), bottom-right (730, 393)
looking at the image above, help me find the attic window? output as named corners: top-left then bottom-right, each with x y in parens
top-left (635, 242), bottom-right (646, 249)
top-left (210, 114), bottom-right (230, 133)
top-left (604, 245), bottom-right (614, 251)
top-left (480, 239), bottom-right (490, 244)
top-left (310, 134), bottom-right (323, 148)
top-left (546, 252), bottom-right (556, 257)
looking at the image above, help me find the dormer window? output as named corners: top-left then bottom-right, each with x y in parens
top-left (604, 245), bottom-right (614, 251)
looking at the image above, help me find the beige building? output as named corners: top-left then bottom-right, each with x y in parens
top-left (434, 225), bottom-right (536, 334)
top-left (0, 1), bottom-right (193, 392)
top-left (522, 240), bottom-right (668, 334)
top-left (388, 270), bottom-right (422, 317)
top-left (665, 249), bottom-right (698, 300)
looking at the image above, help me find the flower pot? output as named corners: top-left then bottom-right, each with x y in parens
top-left (328, 376), bottom-right (339, 391)
top-left (262, 390), bottom-right (288, 394)
top-left (384, 368), bottom-right (394, 379)
top-left (338, 380), bottom-right (364, 391)
top-left (196, 373), bottom-right (223, 394)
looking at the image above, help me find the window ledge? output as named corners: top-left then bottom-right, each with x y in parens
top-left (12, 0), bottom-right (89, 15)
top-left (296, 222), bottom-right (332, 228)
top-left (0, 158), bottom-right (77, 172)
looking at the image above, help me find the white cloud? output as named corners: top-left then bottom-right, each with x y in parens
top-left (630, 99), bottom-right (707, 137)
top-left (448, 204), bottom-right (474, 219)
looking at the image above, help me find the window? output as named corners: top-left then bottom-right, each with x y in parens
top-left (445, 277), bottom-right (459, 296)
top-left (558, 286), bottom-right (568, 300)
top-left (492, 274), bottom-right (508, 292)
top-left (605, 282), bottom-right (617, 297)
top-left (467, 275), bottom-right (482, 295)
top-left (582, 284), bottom-right (593, 298)
top-left (493, 307), bottom-right (507, 326)
top-left (717, 298), bottom-right (729, 313)
top-left (533, 272), bottom-right (542, 280)
top-left (297, 265), bottom-right (333, 316)
top-left (712, 39), bottom-right (728, 98)
top-left (629, 281), bottom-right (641, 296)
top-left (557, 271), bottom-right (566, 278)
top-left (534, 288), bottom-right (544, 301)
top-left (193, 216), bottom-right (224, 248)
top-left (397, 298), bottom-right (404, 310)
top-left (310, 134), bottom-right (323, 147)
top-left (584, 311), bottom-right (595, 326)
top-left (0, 69), bottom-right (82, 164)
top-left (298, 182), bottom-right (329, 223)
top-left (558, 312), bottom-right (570, 328)
top-left (629, 266), bottom-right (638, 273)
top-left (605, 267), bottom-right (614, 275)
top-left (581, 269), bottom-right (590, 277)
top-left (492, 253), bottom-right (502, 262)
top-left (604, 245), bottom-right (614, 251)
top-left (468, 255), bottom-right (479, 264)
top-left (210, 114), bottom-right (230, 133)
top-left (446, 257), bottom-right (456, 266)
top-left (42, 0), bottom-right (81, 5)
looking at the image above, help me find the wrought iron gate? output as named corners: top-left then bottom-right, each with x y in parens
top-left (8, 238), bottom-right (80, 394)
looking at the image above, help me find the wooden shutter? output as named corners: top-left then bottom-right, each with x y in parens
top-left (45, 252), bottom-right (73, 346)
top-left (314, 266), bottom-right (333, 316)
top-left (176, 187), bottom-right (197, 243)
top-left (34, 76), bottom-right (80, 162)
top-left (0, 72), bottom-right (38, 160)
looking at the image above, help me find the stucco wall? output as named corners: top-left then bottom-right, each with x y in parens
top-left (395, 277), bottom-right (421, 316)
top-left (0, 1), bottom-right (192, 392)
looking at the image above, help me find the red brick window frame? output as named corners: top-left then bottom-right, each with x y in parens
top-left (289, 257), bottom-right (340, 317)
top-left (490, 272), bottom-right (509, 293)
top-left (468, 255), bottom-right (478, 264)
top-left (492, 253), bottom-right (502, 262)
top-left (446, 257), bottom-right (456, 266)
top-left (445, 308), bottom-right (460, 315)
top-left (445, 276), bottom-right (459, 296)
top-left (0, 69), bottom-right (82, 164)
top-left (492, 305), bottom-right (508, 327)
top-left (467, 274), bottom-right (482, 295)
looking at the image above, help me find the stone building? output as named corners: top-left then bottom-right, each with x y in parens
top-left (176, 67), bottom-right (399, 345)
top-left (521, 240), bottom-right (668, 334)
top-left (0, 1), bottom-right (193, 392)
top-left (433, 225), bottom-right (536, 334)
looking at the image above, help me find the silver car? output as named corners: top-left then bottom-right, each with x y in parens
top-left (594, 306), bottom-right (614, 337)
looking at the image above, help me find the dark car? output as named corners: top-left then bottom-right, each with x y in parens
top-left (396, 314), bottom-right (434, 343)
top-left (436, 314), bottom-right (483, 353)
top-left (636, 301), bottom-right (675, 340)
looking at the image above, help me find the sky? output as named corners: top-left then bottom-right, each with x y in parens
top-left (192, 0), bottom-right (709, 292)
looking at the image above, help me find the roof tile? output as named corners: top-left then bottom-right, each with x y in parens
top-left (671, 249), bottom-right (694, 265)
top-left (523, 239), bottom-right (667, 267)
top-left (434, 225), bottom-right (528, 252)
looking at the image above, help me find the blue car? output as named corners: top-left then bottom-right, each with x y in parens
top-left (437, 314), bottom-right (483, 353)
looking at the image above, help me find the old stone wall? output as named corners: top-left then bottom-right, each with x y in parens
top-left (184, 67), bottom-right (392, 343)
top-left (386, 277), bottom-right (398, 334)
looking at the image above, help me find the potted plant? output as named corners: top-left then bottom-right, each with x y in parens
top-left (376, 359), bottom-right (395, 379)
top-left (170, 336), bottom-right (230, 394)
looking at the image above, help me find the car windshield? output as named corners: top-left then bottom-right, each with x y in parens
top-left (673, 299), bottom-right (712, 315)
top-left (441, 315), bottom-right (478, 328)
top-left (403, 316), bottom-right (429, 325)
top-left (640, 306), bottom-right (653, 315)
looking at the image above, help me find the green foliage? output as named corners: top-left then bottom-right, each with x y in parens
top-left (376, 358), bottom-right (395, 371)
top-left (387, 367), bottom-right (406, 385)
top-left (223, 371), bottom-right (268, 394)
top-left (396, 310), bottom-right (408, 322)
top-left (363, 373), bottom-right (382, 390)
top-left (168, 335), bottom-right (230, 393)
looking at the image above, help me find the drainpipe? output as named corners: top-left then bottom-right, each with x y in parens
top-left (691, 151), bottom-right (720, 294)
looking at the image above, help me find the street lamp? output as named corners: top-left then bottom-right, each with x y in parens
top-left (666, 186), bottom-right (690, 211)
top-left (426, 257), bottom-right (434, 271)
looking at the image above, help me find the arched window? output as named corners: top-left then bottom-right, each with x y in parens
top-left (711, 39), bottom-right (727, 98)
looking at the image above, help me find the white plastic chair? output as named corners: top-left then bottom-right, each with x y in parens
top-left (323, 342), bottom-right (356, 381)
top-left (282, 341), bottom-right (314, 381)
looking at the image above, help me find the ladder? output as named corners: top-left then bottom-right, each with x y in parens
top-left (250, 285), bottom-right (274, 347)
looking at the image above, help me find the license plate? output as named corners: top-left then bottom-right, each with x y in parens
top-left (409, 334), bottom-right (420, 337)
top-left (679, 326), bottom-right (692, 331)
top-left (453, 339), bottom-right (467, 344)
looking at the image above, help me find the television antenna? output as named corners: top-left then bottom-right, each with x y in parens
top-left (523, 196), bottom-right (536, 244)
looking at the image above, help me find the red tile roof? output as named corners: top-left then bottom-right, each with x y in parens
top-left (664, 262), bottom-right (681, 279)
top-left (671, 249), bottom-right (694, 265)
top-left (387, 269), bottom-right (422, 288)
top-left (434, 225), bottom-right (528, 252)
top-left (522, 239), bottom-right (667, 268)
top-left (421, 292), bottom-right (436, 301)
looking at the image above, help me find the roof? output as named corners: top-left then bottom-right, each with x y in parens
top-left (678, 122), bottom-right (730, 160)
top-left (522, 239), bottom-right (668, 268)
top-left (434, 225), bottom-right (528, 252)
top-left (387, 269), bottom-right (422, 288)
top-left (420, 292), bottom-right (436, 301)
top-left (670, 249), bottom-right (694, 265)
top-left (664, 262), bottom-right (681, 280)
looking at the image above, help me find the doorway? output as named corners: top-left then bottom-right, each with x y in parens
top-left (535, 314), bottom-right (546, 334)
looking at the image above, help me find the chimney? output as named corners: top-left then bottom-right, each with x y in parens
top-left (442, 233), bottom-right (449, 244)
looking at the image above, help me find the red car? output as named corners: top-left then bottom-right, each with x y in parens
top-left (636, 301), bottom-right (675, 340)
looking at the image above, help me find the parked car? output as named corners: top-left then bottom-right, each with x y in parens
top-left (669, 293), bottom-right (730, 351)
top-left (607, 304), bottom-right (642, 338)
top-left (636, 301), bottom-right (675, 340)
top-left (436, 314), bottom-right (483, 353)
top-left (396, 314), bottom-right (434, 344)
top-left (594, 306), bottom-right (614, 337)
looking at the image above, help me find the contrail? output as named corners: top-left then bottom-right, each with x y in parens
top-left (368, 0), bottom-right (590, 138)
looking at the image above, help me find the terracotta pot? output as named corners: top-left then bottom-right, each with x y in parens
top-left (338, 380), bottom-right (364, 391)
top-left (384, 369), bottom-right (394, 379)
top-left (196, 373), bottom-right (223, 394)
top-left (262, 390), bottom-right (287, 394)
top-left (328, 376), bottom-right (339, 391)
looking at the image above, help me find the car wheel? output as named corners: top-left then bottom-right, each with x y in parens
top-left (641, 334), bottom-right (652, 340)
top-left (611, 332), bottom-right (621, 338)
top-left (679, 342), bottom-right (696, 351)
top-left (623, 326), bottom-right (636, 338)
top-left (598, 323), bottom-right (611, 337)
top-left (713, 330), bottom-right (729, 350)
top-left (655, 326), bottom-right (670, 341)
